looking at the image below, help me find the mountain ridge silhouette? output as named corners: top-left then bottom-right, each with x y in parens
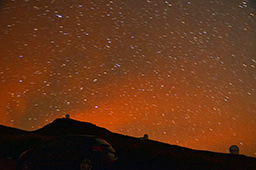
top-left (0, 124), bottom-right (28, 135)
top-left (0, 118), bottom-right (256, 169)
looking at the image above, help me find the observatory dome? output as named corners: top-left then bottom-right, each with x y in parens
top-left (229, 145), bottom-right (239, 155)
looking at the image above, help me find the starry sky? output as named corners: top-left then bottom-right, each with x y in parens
top-left (0, 0), bottom-right (256, 157)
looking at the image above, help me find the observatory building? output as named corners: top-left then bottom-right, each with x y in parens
top-left (65, 114), bottom-right (70, 119)
top-left (229, 145), bottom-right (239, 155)
top-left (140, 134), bottom-right (149, 140)
top-left (143, 134), bottom-right (149, 140)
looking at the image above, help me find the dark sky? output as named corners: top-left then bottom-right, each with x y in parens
top-left (0, 0), bottom-right (255, 157)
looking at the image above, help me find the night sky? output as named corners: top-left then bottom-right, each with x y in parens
top-left (0, 0), bottom-right (255, 157)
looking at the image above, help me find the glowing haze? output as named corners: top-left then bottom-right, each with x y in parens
top-left (0, 0), bottom-right (255, 157)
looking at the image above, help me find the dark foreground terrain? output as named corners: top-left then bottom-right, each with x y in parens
top-left (0, 118), bottom-right (256, 170)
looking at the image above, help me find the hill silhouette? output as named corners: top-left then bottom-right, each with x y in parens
top-left (33, 118), bottom-right (112, 136)
top-left (0, 118), bottom-right (256, 169)
top-left (0, 125), bottom-right (28, 135)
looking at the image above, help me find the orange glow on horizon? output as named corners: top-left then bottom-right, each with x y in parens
top-left (0, 0), bottom-right (255, 157)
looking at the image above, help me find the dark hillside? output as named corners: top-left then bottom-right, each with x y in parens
top-left (0, 125), bottom-right (28, 135)
top-left (0, 125), bottom-right (30, 158)
top-left (33, 118), bottom-right (112, 136)
top-left (33, 118), bottom-right (256, 169)
top-left (0, 118), bottom-right (256, 169)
